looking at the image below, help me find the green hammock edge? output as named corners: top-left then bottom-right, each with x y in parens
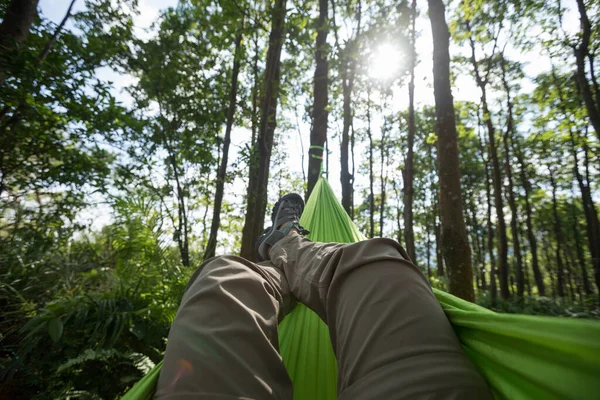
top-left (122, 177), bottom-right (600, 400)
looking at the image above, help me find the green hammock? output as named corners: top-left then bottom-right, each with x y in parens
top-left (123, 178), bottom-right (600, 400)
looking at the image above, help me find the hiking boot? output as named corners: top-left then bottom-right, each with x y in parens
top-left (255, 193), bottom-right (310, 261)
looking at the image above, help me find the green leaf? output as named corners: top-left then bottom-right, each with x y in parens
top-left (48, 318), bottom-right (63, 343)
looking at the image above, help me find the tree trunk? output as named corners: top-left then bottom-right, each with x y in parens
top-left (0, 0), bottom-right (39, 85)
top-left (250, 36), bottom-right (260, 148)
top-left (512, 135), bottom-right (545, 296)
top-left (467, 23), bottom-right (509, 299)
top-left (583, 144), bottom-right (600, 296)
top-left (544, 240), bottom-right (557, 298)
top-left (569, 133), bottom-right (595, 295)
top-left (307, 0), bottom-right (329, 198)
top-left (367, 89), bottom-right (375, 238)
top-left (428, 143), bottom-right (444, 278)
top-left (340, 0), bottom-right (361, 219)
top-left (427, 0), bottom-right (475, 302)
top-left (379, 124), bottom-right (387, 237)
top-left (477, 109), bottom-right (497, 301)
top-left (549, 167), bottom-right (566, 297)
top-left (569, 191), bottom-right (592, 295)
top-left (204, 22), bottom-right (244, 261)
top-left (240, 0), bottom-right (287, 261)
top-left (403, 0), bottom-right (417, 262)
top-left (573, 0), bottom-right (600, 142)
top-left (500, 58), bottom-right (524, 297)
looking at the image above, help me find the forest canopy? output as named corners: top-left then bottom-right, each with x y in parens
top-left (1, 0), bottom-right (599, 398)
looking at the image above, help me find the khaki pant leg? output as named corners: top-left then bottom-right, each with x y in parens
top-left (270, 232), bottom-right (492, 399)
top-left (155, 255), bottom-right (294, 400)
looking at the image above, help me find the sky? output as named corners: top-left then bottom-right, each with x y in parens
top-left (39, 0), bottom-right (582, 249)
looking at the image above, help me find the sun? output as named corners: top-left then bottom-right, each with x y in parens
top-left (369, 43), bottom-right (404, 80)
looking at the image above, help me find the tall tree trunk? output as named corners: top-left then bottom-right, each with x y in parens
top-left (467, 22), bottom-right (509, 299)
top-left (367, 89), bottom-right (375, 238)
top-left (569, 133), bottom-right (595, 295)
top-left (544, 239), bottom-right (557, 298)
top-left (573, 0), bottom-right (600, 142)
top-left (549, 167), bottom-right (566, 298)
top-left (0, 0), bottom-right (39, 85)
top-left (204, 22), bottom-right (244, 261)
top-left (512, 135), bottom-right (545, 296)
top-left (339, 0), bottom-right (361, 218)
top-left (500, 57), bottom-right (524, 297)
top-left (569, 191), bottom-right (591, 296)
top-left (583, 144), bottom-right (600, 296)
top-left (240, 0), bottom-right (287, 261)
top-left (307, 0), bottom-right (329, 198)
top-left (250, 36), bottom-right (260, 148)
top-left (477, 110), bottom-right (497, 301)
top-left (426, 211), bottom-right (432, 281)
top-left (403, 0), bottom-right (417, 262)
top-left (427, 0), bottom-right (475, 302)
top-left (379, 124), bottom-right (387, 237)
top-left (428, 143), bottom-right (444, 278)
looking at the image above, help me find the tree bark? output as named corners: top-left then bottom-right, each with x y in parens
top-left (477, 108), bottom-right (497, 301)
top-left (379, 123), bottom-right (387, 237)
top-left (307, 0), bottom-right (329, 198)
top-left (403, 0), bottom-right (417, 262)
top-left (339, 0), bottom-right (361, 218)
top-left (0, 0), bottom-right (39, 85)
top-left (500, 57), bottom-right (524, 297)
top-left (367, 89), bottom-right (375, 238)
top-left (512, 135), bottom-right (545, 296)
top-left (250, 36), bottom-right (260, 148)
top-left (570, 188), bottom-right (592, 295)
top-left (240, 0), bottom-right (287, 261)
top-left (549, 167), bottom-right (566, 297)
top-left (571, 134), bottom-right (599, 295)
top-left (466, 22), bottom-right (509, 299)
top-left (428, 0), bottom-right (475, 302)
top-left (573, 0), bottom-right (600, 142)
top-left (204, 22), bottom-right (244, 261)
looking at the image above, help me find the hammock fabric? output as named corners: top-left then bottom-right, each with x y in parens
top-left (123, 178), bottom-right (600, 400)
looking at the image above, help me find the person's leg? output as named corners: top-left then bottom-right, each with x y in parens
top-left (270, 232), bottom-right (493, 399)
top-left (154, 255), bottom-right (295, 400)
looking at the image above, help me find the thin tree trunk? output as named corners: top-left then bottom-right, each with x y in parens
top-left (500, 57), bottom-right (524, 297)
top-left (428, 143), bottom-right (444, 278)
top-left (204, 21), bottom-right (244, 261)
top-left (428, 0), bottom-right (475, 301)
top-left (339, 0), bottom-right (361, 218)
top-left (467, 23), bottom-right (509, 299)
top-left (367, 88), bottom-right (375, 238)
top-left (569, 191), bottom-right (591, 296)
top-left (583, 144), bottom-right (600, 296)
top-left (426, 212), bottom-right (432, 282)
top-left (0, 0), bottom-right (39, 85)
top-left (477, 110), bottom-right (497, 301)
top-left (380, 122), bottom-right (387, 237)
top-left (545, 240), bottom-right (557, 299)
top-left (573, 0), bottom-right (600, 142)
top-left (512, 135), bottom-right (545, 296)
top-left (569, 134), bottom-right (594, 295)
top-left (240, 0), bottom-right (287, 261)
top-left (549, 167), bottom-right (566, 298)
top-left (250, 36), bottom-right (260, 147)
top-left (307, 0), bottom-right (329, 198)
top-left (403, 0), bottom-right (417, 262)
